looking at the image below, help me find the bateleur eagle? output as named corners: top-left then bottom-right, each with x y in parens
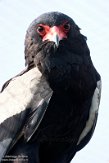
top-left (0, 12), bottom-right (101, 163)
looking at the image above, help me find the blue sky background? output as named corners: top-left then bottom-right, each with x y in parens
top-left (0, 0), bottom-right (109, 162)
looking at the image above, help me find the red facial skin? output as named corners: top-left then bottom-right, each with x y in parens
top-left (36, 22), bottom-right (70, 42)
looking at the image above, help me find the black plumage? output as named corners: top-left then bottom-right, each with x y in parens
top-left (0, 12), bottom-right (101, 163)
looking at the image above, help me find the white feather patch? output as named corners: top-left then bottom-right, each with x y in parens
top-left (0, 67), bottom-right (42, 124)
top-left (77, 80), bottom-right (101, 145)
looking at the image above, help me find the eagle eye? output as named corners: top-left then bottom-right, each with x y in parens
top-left (37, 25), bottom-right (46, 36)
top-left (63, 23), bottom-right (70, 31)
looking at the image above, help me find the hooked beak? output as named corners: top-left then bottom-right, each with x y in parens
top-left (51, 33), bottom-right (60, 47)
top-left (43, 26), bottom-right (67, 47)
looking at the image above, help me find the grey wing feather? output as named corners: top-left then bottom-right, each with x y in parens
top-left (24, 98), bottom-right (51, 141)
top-left (0, 109), bottom-right (29, 161)
top-left (76, 80), bottom-right (101, 150)
top-left (0, 67), bottom-right (53, 160)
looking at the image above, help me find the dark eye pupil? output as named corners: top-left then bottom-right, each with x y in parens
top-left (37, 26), bottom-right (44, 32)
top-left (64, 23), bottom-right (70, 30)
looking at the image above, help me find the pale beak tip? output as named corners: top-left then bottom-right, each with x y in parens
top-left (52, 34), bottom-right (60, 47)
